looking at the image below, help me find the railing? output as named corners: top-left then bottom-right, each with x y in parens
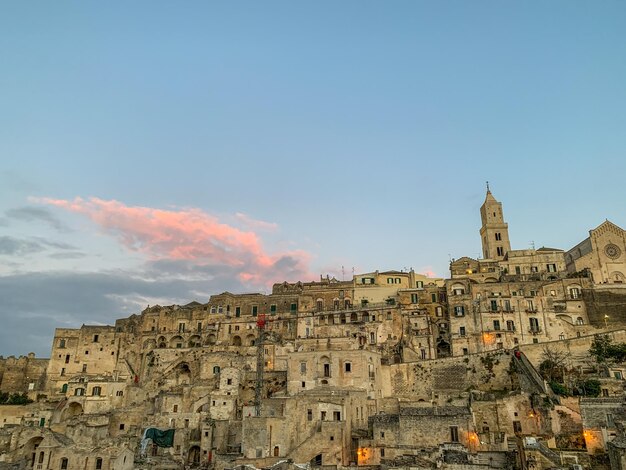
top-left (528, 328), bottom-right (542, 334)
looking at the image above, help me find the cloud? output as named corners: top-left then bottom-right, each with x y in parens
top-left (5, 206), bottom-right (70, 232)
top-left (48, 252), bottom-right (87, 259)
top-left (0, 269), bottom-right (247, 356)
top-left (0, 236), bottom-right (45, 256)
top-left (37, 197), bottom-right (313, 288)
top-left (234, 212), bottom-right (278, 232)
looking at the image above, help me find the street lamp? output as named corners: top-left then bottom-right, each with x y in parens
top-left (604, 315), bottom-right (609, 329)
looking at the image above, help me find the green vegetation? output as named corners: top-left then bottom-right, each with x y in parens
top-left (590, 335), bottom-right (626, 365)
top-left (0, 392), bottom-right (34, 405)
top-left (549, 381), bottom-right (569, 396)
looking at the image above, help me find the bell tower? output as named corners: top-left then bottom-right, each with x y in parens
top-left (479, 184), bottom-right (511, 260)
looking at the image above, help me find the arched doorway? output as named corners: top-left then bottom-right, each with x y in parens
top-left (188, 445), bottom-right (201, 466)
top-left (61, 402), bottom-right (83, 421)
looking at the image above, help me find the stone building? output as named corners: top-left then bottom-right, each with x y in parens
top-left (1, 187), bottom-right (625, 470)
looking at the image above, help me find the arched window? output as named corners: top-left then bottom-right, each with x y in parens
top-left (274, 446), bottom-right (279, 457)
top-left (576, 317), bottom-right (584, 325)
top-left (38, 451), bottom-right (44, 463)
top-left (61, 383), bottom-right (68, 393)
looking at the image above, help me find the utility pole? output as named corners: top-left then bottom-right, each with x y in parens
top-left (254, 314), bottom-right (266, 417)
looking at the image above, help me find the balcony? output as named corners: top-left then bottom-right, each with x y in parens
top-left (528, 328), bottom-right (542, 335)
top-left (525, 308), bottom-right (538, 314)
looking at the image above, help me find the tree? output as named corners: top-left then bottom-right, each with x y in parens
top-left (539, 345), bottom-right (570, 383)
top-left (590, 335), bottom-right (613, 368)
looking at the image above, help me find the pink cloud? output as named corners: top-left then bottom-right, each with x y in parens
top-left (234, 212), bottom-right (278, 232)
top-left (37, 197), bottom-right (313, 287)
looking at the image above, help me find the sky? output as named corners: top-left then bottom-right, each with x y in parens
top-left (1, 1), bottom-right (625, 357)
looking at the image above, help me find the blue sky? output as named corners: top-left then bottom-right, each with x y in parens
top-left (1, 1), bottom-right (625, 356)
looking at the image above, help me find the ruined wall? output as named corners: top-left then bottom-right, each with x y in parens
top-left (381, 350), bottom-right (515, 400)
top-left (0, 353), bottom-right (48, 394)
top-left (584, 286), bottom-right (626, 327)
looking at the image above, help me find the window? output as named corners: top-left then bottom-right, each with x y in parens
top-left (431, 293), bottom-right (437, 302)
top-left (213, 366), bottom-right (221, 374)
top-left (344, 299), bottom-right (351, 309)
top-left (345, 362), bottom-right (352, 373)
top-left (569, 288), bottom-right (581, 299)
top-left (82, 364), bottom-right (87, 373)
top-left (529, 317), bottom-right (540, 333)
top-left (65, 354), bottom-right (70, 364)
top-left (116, 391), bottom-right (123, 396)
top-left (416, 281), bottom-right (424, 288)
top-left (173, 405), bottom-right (178, 412)
top-left (493, 320), bottom-right (500, 331)
top-left (463, 348), bottom-right (469, 355)
top-left (61, 383), bottom-right (68, 393)
top-left (197, 322), bottom-right (202, 332)
top-left (300, 362), bottom-right (307, 374)
top-left (513, 421), bottom-right (522, 433)
top-left (436, 306), bottom-right (443, 317)
top-left (333, 299), bottom-right (339, 310)
top-left (547, 263), bottom-right (557, 273)
top-left (252, 306), bottom-right (258, 316)
top-left (496, 247), bottom-right (504, 256)
top-left (387, 277), bottom-right (393, 284)
top-left (381, 449), bottom-right (385, 457)
top-left (490, 300), bottom-right (498, 312)
top-left (323, 363), bottom-right (331, 377)
top-left (333, 411), bottom-right (341, 421)
top-left (61, 457), bottom-right (69, 469)
top-left (421, 349), bottom-right (427, 360)
top-left (61, 368), bottom-right (65, 376)
top-left (235, 306), bottom-right (241, 317)
top-left (559, 334), bottom-right (565, 340)
top-left (178, 323), bottom-right (185, 333)
top-left (503, 300), bottom-right (511, 312)
top-left (454, 306), bottom-right (465, 317)
top-left (602, 389), bottom-right (610, 397)
top-left (495, 232), bottom-right (502, 241)
top-left (527, 300), bottom-right (535, 312)
top-left (411, 294), bottom-right (418, 304)
top-left (290, 303), bottom-right (297, 313)
top-left (95, 457), bottom-right (103, 469)
top-left (506, 320), bottom-right (515, 331)
top-left (459, 327), bottom-right (466, 336)
top-left (515, 266), bottom-right (521, 275)
top-left (92, 386), bottom-right (101, 396)
top-left (450, 426), bottom-right (459, 442)
top-left (75, 388), bottom-right (85, 396)
top-left (577, 317), bottom-right (584, 325)
top-left (59, 339), bottom-right (66, 348)
top-left (270, 304), bottom-right (276, 313)
top-left (615, 371), bottom-right (623, 380)
top-left (307, 409), bottom-right (312, 421)
top-left (119, 423), bottom-right (125, 430)
top-left (93, 334), bottom-right (99, 343)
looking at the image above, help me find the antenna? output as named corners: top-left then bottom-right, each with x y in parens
top-left (530, 240), bottom-right (535, 250)
top-left (341, 265), bottom-right (345, 281)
